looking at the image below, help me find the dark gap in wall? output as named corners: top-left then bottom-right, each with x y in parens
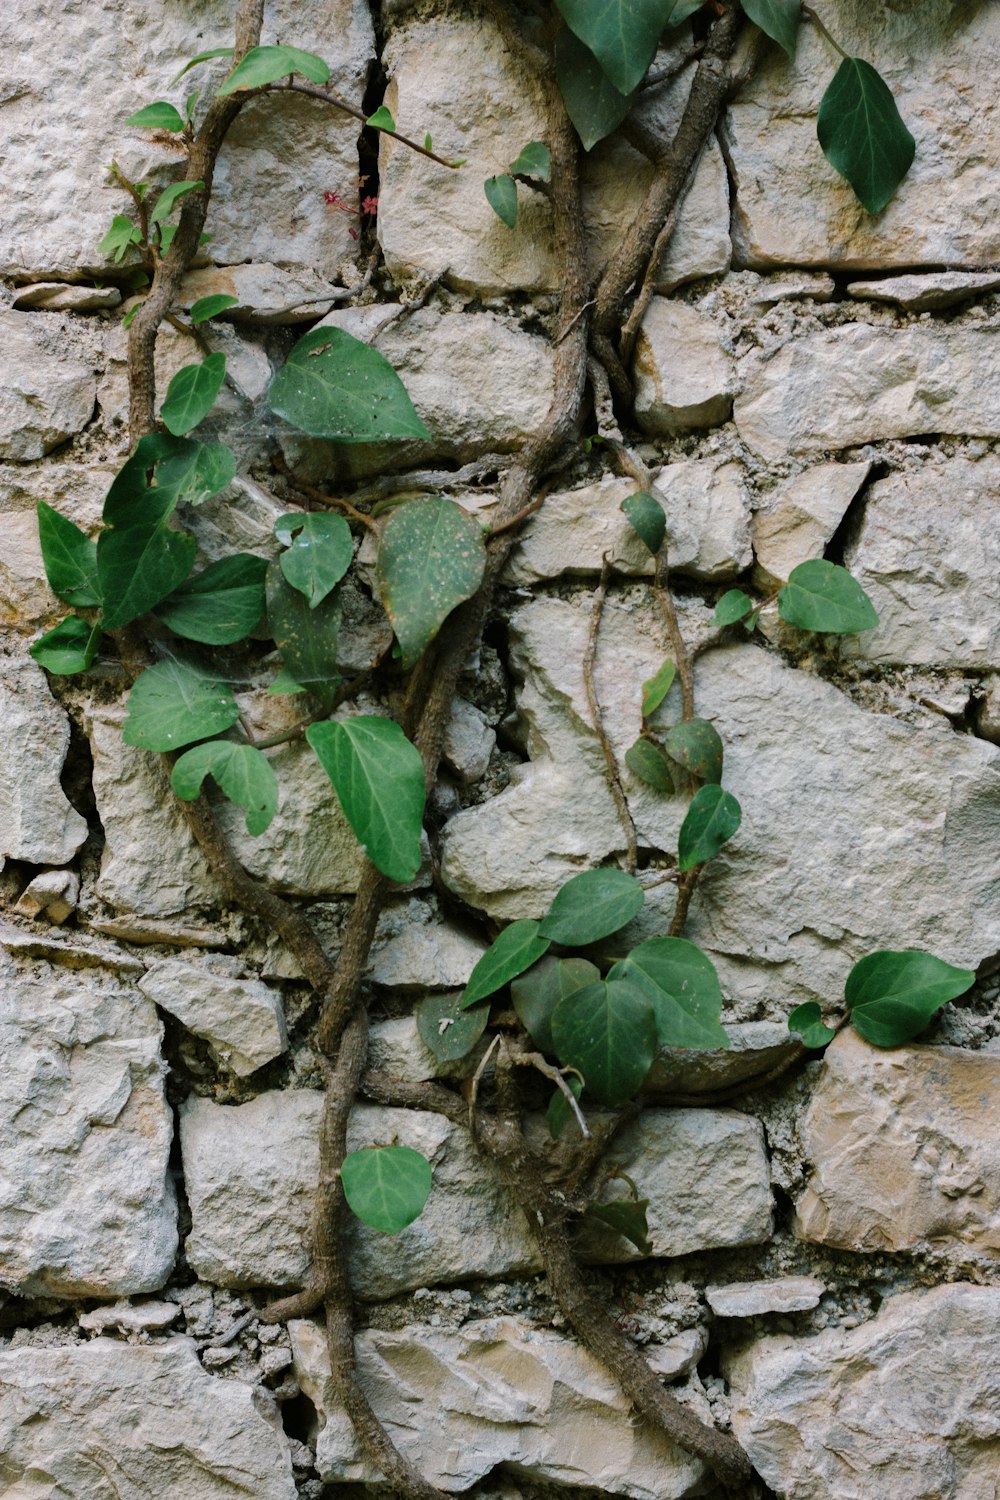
top-left (357, 0), bottom-right (387, 257)
top-left (61, 708), bottom-right (98, 835)
top-left (822, 459), bottom-right (890, 567)
top-left (280, 1386), bottom-right (321, 1446)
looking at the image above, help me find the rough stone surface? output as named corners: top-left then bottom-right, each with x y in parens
top-left (292, 1315), bottom-right (707, 1497)
top-left (752, 461), bottom-right (871, 589)
top-left (0, 461), bottom-right (114, 631)
top-left (735, 325), bottom-right (1000, 461)
top-left (139, 958), bottom-right (287, 1077)
top-left (0, 945), bottom-right (176, 1297)
top-left (442, 698), bottom-right (495, 784)
top-left (0, 1338), bottom-right (295, 1498)
top-left (178, 263), bottom-right (344, 323)
top-left (370, 923), bottom-right (486, 991)
top-left (0, 654), bottom-right (88, 865)
top-left (634, 299), bottom-right (735, 433)
top-left (14, 868), bottom-right (79, 924)
top-left (644, 1021), bottom-right (800, 1100)
top-left (706, 1277), bottom-right (824, 1318)
top-left (12, 281), bottom-right (121, 312)
top-left (0, 311), bottom-right (96, 460)
top-left (978, 675), bottom-right (1000, 745)
top-left (727, 1284), bottom-right (1000, 1500)
top-left (846, 270), bottom-right (1000, 311)
top-left (796, 1030), bottom-right (1000, 1261)
top-left (78, 1301), bottom-right (179, 1334)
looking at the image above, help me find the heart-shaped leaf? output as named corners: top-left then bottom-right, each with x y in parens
top-left (624, 737), bottom-right (674, 792)
top-left (170, 47), bottom-right (234, 86)
top-left (416, 992), bottom-right (490, 1062)
top-left (742, 0), bottom-right (800, 59)
top-left (341, 1145), bottom-right (431, 1233)
top-left (551, 978), bottom-right (657, 1105)
top-left (99, 215), bottom-right (142, 263)
top-left (306, 716), bottom-right (425, 883)
top-left (485, 174), bottom-right (518, 227)
top-left (460, 919), bottom-right (551, 1010)
top-left (155, 553), bottom-right (267, 644)
top-left (366, 105), bottom-right (396, 131)
top-left (125, 101), bottom-right (186, 131)
top-left (268, 325), bottom-right (430, 442)
top-left (555, 0), bottom-right (701, 96)
top-left (189, 293), bottom-right (239, 324)
top-left (788, 1001), bottom-right (837, 1049)
top-left (377, 496), bottom-right (486, 669)
top-left (161, 352), bottom-right (227, 435)
top-left (171, 739), bottom-right (279, 835)
top-left (37, 503), bottom-right (101, 607)
top-left (613, 936), bottom-right (728, 1048)
top-left (555, 26), bottom-right (634, 151)
top-left (149, 179), bottom-right (204, 225)
top-left (584, 1197), bottom-right (652, 1255)
top-left (98, 436), bottom-right (198, 629)
top-left (509, 141), bottom-right (551, 180)
top-left (122, 658), bottom-right (240, 752)
top-left (265, 563), bottom-right (342, 707)
top-left (621, 491), bottom-right (666, 554)
top-left (845, 949), bottom-right (975, 1047)
top-left (29, 616), bottom-right (101, 676)
top-left (677, 783), bottom-right (741, 871)
top-left (778, 559), bottom-right (879, 635)
top-left (662, 718), bottom-right (724, 784)
top-left (511, 956), bottom-right (600, 1052)
top-left (641, 658), bottom-right (676, 719)
top-left (539, 867), bottom-right (644, 946)
top-left (817, 57), bottom-right (916, 216)
top-left (276, 512), bottom-right (353, 609)
top-left (217, 44), bottom-right (330, 95)
top-left (713, 588), bottom-right (754, 627)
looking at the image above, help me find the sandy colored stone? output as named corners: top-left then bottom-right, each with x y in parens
top-left (846, 270), bottom-right (1000, 311)
top-left (14, 868), bottom-right (79, 924)
top-left (370, 923), bottom-right (486, 991)
top-left (0, 654), bottom-right (88, 865)
top-left (633, 299), bottom-right (735, 434)
top-left (707, 1277), bottom-right (824, 1318)
top-left (752, 461), bottom-right (871, 589)
top-left (12, 282), bottom-right (121, 312)
top-left (178, 263), bottom-right (344, 323)
top-left (0, 311), bottom-right (95, 460)
top-left (139, 957), bottom-right (287, 1076)
top-left (977, 675), bottom-right (1000, 745)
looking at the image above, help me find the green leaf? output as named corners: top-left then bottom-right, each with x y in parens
top-left (171, 740), bottom-right (279, 835)
top-left (155, 553), bottom-right (268, 644)
top-left (614, 936), bottom-right (728, 1048)
top-left (460, 920), bottom-right (551, 1010)
top-left (185, 90), bottom-right (200, 127)
top-left (641, 658), bottom-right (676, 719)
top-left (29, 616), bottom-right (101, 676)
top-left (788, 1001), bottom-right (837, 1050)
top-left (539, 867), bottom-right (645, 946)
top-left (416, 992), bottom-right (490, 1063)
top-left (624, 737), bottom-right (674, 793)
top-left (149, 179), bottom-right (204, 225)
top-left (621, 491), bottom-right (665, 554)
top-left (169, 47), bottom-right (234, 86)
top-left (341, 1145), bottom-right (431, 1233)
top-left (662, 718), bottom-right (724, 784)
top-left (189, 293), bottom-right (239, 324)
top-left (306, 716), bottom-right (426, 883)
top-left (366, 105), bottom-right (397, 131)
top-left (817, 57), bottom-right (916, 215)
top-left (555, 27), bottom-right (634, 151)
top-left (161, 352), bottom-right (227, 435)
top-left (97, 436), bottom-right (199, 629)
top-left (276, 512), bottom-right (353, 609)
top-left (509, 141), bottom-right (551, 180)
top-left (267, 666), bottom-right (306, 696)
top-left (268, 325), bottom-right (430, 443)
top-left (265, 563), bottom-right (341, 708)
top-left (713, 588), bottom-right (754, 627)
top-left (551, 978), bottom-right (656, 1106)
top-left (376, 497), bottom-right (486, 669)
top-left (778, 559), bottom-right (879, 635)
top-left (547, 1074), bottom-right (584, 1139)
top-left (122, 658), bottom-right (240, 752)
top-left (741, 0), bottom-right (800, 59)
top-left (584, 1198), bottom-right (652, 1255)
top-left (677, 784), bottom-right (741, 871)
top-left (511, 956), bottom-right (600, 1053)
top-left (36, 503), bottom-right (101, 607)
top-left (554, 0), bottom-right (698, 96)
top-left (484, 174), bottom-right (518, 227)
top-left (157, 224), bottom-right (178, 256)
top-left (125, 101), bottom-right (186, 131)
top-left (845, 950), bottom-right (975, 1048)
top-left (166, 441), bottom-right (237, 506)
top-left (217, 44), bottom-right (330, 95)
top-left (99, 215), bottom-right (142, 263)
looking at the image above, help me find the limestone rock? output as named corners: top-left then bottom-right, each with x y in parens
top-left (0, 311), bottom-right (95, 460)
top-left (796, 1030), bottom-right (1000, 1261)
top-left (79, 1300), bottom-right (179, 1334)
top-left (0, 947), bottom-right (176, 1296)
top-left (291, 1315), bottom-right (708, 1497)
top-left (12, 282), bottom-right (121, 312)
top-left (977, 675), bottom-right (1000, 745)
top-left (178, 263), bottom-right (344, 323)
top-left (727, 1284), bottom-right (1000, 1500)
top-left (443, 698), bottom-right (495, 784)
top-left (722, 3), bottom-right (1000, 270)
top-left (843, 457), bottom-right (1000, 666)
top-left (139, 958), bottom-right (287, 1077)
top-left (752, 461), bottom-right (871, 589)
top-left (735, 324), bottom-right (1000, 461)
top-left (367, 1015), bottom-right (485, 1083)
top-left (0, 655), bottom-right (88, 865)
top-left (0, 1338), bottom-right (295, 1498)
top-left (706, 1277), bottom-right (824, 1317)
top-left (370, 923), bottom-right (486, 991)
top-left (746, 272), bottom-right (836, 305)
top-left (633, 300), bottom-right (735, 434)
top-left (847, 270), bottom-right (1000, 311)
top-left (644, 1021), bottom-right (800, 1100)
top-left (14, 868), bottom-right (79, 924)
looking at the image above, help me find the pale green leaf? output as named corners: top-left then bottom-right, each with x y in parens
top-left (341, 1146), bottom-right (431, 1233)
top-left (171, 739), bottom-right (278, 835)
top-left (189, 293), bottom-right (239, 324)
top-left (713, 588), bottom-right (754, 627)
top-left (29, 616), bottom-right (101, 676)
top-left (122, 658), bottom-right (240, 752)
top-left (125, 101), bottom-right (186, 131)
top-left (217, 45), bottom-right (330, 96)
top-left (149, 179), bottom-right (204, 225)
top-left (169, 48), bottom-right (234, 87)
top-left (99, 215), bottom-right (142, 264)
top-left (641, 658), bottom-right (675, 719)
top-left (366, 105), bottom-right (396, 131)
top-left (306, 716), bottom-right (426, 883)
top-left (778, 559), bottom-right (879, 634)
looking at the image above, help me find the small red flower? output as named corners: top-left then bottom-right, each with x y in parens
top-left (361, 194), bottom-right (379, 217)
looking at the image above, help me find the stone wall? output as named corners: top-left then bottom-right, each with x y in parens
top-left (1, 1), bottom-right (999, 1497)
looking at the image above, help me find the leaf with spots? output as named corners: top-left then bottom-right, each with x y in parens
top-left (265, 562), bottom-right (342, 709)
top-left (268, 326), bottom-right (431, 443)
top-left (662, 718), bottom-right (724, 784)
top-left (376, 496), bottom-right (487, 669)
top-left (416, 992), bottom-right (490, 1063)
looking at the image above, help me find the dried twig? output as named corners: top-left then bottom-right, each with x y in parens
top-left (584, 557), bottom-right (638, 873)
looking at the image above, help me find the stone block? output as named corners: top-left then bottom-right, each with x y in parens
top-left (751, 461), bottom-right (871, 589)
top-left (706, 1277), bottom-right (824, 1318)
top-left (0, 311), bottom-right (95, 460)
top-left (177, 263), bottom-right (345, 323)
top-left (139, 957), bottom-right (287, 1076)
top-left (846, 270), bottom-right (1000, 311)
top-left (633, 300), bottom-right (735, 434)
top-left (0, 654), bottom-right (88, 865)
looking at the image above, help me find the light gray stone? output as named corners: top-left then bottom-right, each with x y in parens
top-left (0, 311), bottom-right (95, 459)
top-left (633, 300), bottom-right (735, 434)
top-left (292, 1314), bottom-right (709, 1497)
top-left (0, 946), bottom-right (176, 1297)
top-left (367, 1015), bottom-right (486, 1084)
top-left (370, 923), bottom-right (486, 991)
top-left (0, 655), bottom-right (88, 865)
top-left (644, 1021), bottom-right (800, 1101)
top-left (723, 2), bottom-right (1000, 270)
top-left (0, 461), bottom-right (114, 632)
top-left (846, 270), bottom-right (1000, 311)
top-left (746, 272), bottom-right (836, 305)
top-left (0, 1338), bottom-right (295, 1498)
top-left (727, 1284), bottom-right (1000, 1500)
top-left (178, 263), bottom-right (344, 323)
top-left (706, 1277), bottom-right (824, 1318)
top-left (139, 958), bottom-right (287, 1077)
top-left (752, 461), bottom-right (871, 589)
top-left (978, 675), bottom-right (1000, 745)
top-left (735, 324), bottom-right (1000, 461)
top-left (14, 868), bottom-right (79, 924)
top-left (443, 698), bottom-right (495, 783)
top-left (79, 1300), bottom-right (179, 1334)
top-left (843, 457), bottom-right (1000, 666)
top-left (12, 282), bottom-right (121, 312)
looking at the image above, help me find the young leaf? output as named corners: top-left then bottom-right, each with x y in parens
top-left (189, 293), bottom-right (239, 324)
top-left (677, 784), bottom-right (741, 871)
top-left (376, 496), bottom-right (486, 669)
top-left (97, 437), bottom-right (198, 629)
top-left (484, 174), bottom-right (518, 227)
top-left (547, 1074), bottom-right (584, 1139)
top-left (624, 737), bottom-right (674, 793)
top-left (36, 503), bottom-right (101, 607)
top-left (614, 936), bottom-right (728, 1048)
top-left (268, 325), bottom-right (430, 442)
top-left (460, 920), bottom-right (551, 1010)
top-left (122, 658), bottom-right (240, 752)
top-left (621, 491), bottom-right (665, 554)
top-left (554, 0), bottom-right (697, 96)
top-left (98, 215), bottom-right (142, 264)
top-left (266, 563), bottom-right (342, 707)
top-left (155, 553), bottom-right (268, 645)
top-left (778, 559), bottom-right (878, 635)
top-left (169, 47), bottom-right (234, 86)
top-left (741, 0), bottom-right (800, 59)
top-left (416, 992), bottom-right (490, 1063)
top-left (511, 956), bottom-right (600, 1053)
top-left (817, 57), bottom-right (916, 215)
top-left (185, 90), bottom-right (200, 126)
top-left (641, 658), bottom-right (676, 719)
top-left (125, 101), bottom-right (186, 131)
top-left (149, 179), bottom-right (205, 225)
top-left (551, 978), bottom-right (657, 1106)
top-left (157, 224), bottom-right (178, 256)
top-left (662, 718), bottom-right (724, 784)
top-left (171, 740), bottom-right (279, 835)
top-left (217, 44), bottom-right (331, 95)
top-left (29, 616), bottom-right (101, 676)
top-left (276, 512), bottom-right (353, 609)
top-left (584, 1198), bottom-right (652, 1255)
top-left (341, 1145), bottom-right (431, 1233)
top-left (366, 105), bottom-right (396, 131)
top-left (845, 949), bottom-right (975, 1048)
top-left (713, 588), bottom-right (754, 627)
top-left (509, 141), bottom-right (552, 180)
top-left (555, 26), bottom-right (634, 151)
top-left (306, 716), bottom-right (426, 883)
top-left (161, 352), bottom-right (227, 436)
top-left (788, 1001), bottom-right (837, 1050)
top-left (539, 867), bottom-right (645, 946)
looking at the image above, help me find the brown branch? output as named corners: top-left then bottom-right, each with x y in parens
top-left (654, 554), bottom-right (695, 722)
top-left (360, 1071), bottom-right (467, 1126)
top-left (265, 81), bottom-right (465, 169)
top-left (584, 557), bottom-right (637, 874)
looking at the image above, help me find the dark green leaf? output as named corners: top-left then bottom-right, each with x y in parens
top-left (184, 90), bottom-right (200, 127)
top-left (778, 559), bottom-right (879, 635)
top-left (268, 666), bottom-right (306, 696)
top-left (641, 658), bottom-right (675, 719)
top-left (161, 352), bottom-right (227, 436)
top-left (584, 1198), bottom-right (652, 1255)
top-left (677, 784), bottom-right (741, 871)
top-left (554, 0), bottom-right (699, 95)
top-left (551, 978), bottom-right (657, 1106)
top-left (484, 174), bottom-right (518, 227)
top-left (366, 105), bottom-right (396, 131)
top-left (817, 57), bottom-right (916, 215)
top-left (615, 936), bottom-right (729, 1048)
top-left (277, 512), bottom-right (353, 609)
top-left (741, 0), bottom-right (800, 59)
top-left (169, 47), bottom-right (234, 86)
top-left (97, 436), bottom-right (198, 629)
top-left (217, 44), bottom-right (330, 95)
top-left (845, 949), bottom-right (975, 1048)
top-left (189, 293), bottom-right (239, 324)
top-left (624, 737), bottom-right (674, 793)
top-left (268, 325), bottom-right (430, 442)
top-left (98, 215), bottom-right (142, 263)
top-left (36, 503), bottom-right (101, 607)
top-left (171, 740), bottom-right (278, 835)
top-left (164, 441), bottom-right (237, 507)
top-left (713, 588), bottom-right (754, 627)
top-left (511, 956), bottom-right (600, 1052)
top-left (621, 490), bottom-right (665, 554)
top-left (149, 179), bottom-right (204, 225)
top-left (788, 1001), bottom-right (837, 1049)
top-left (265, 563), bottom-right (341, 707)
top-left (306, 716), bottom-right (426, 883)
top-left (341, 1146), bottom-right (431, 1233)
top-left (155, 553), bottom-right (267, 644)
top-left (509, 141), bottom-right (551, 180)
top-left (662, 718), bottom-right (724, 784)
top-left (555, 27), bottom-right (634, 151)
top-left (29, 616), bottom-right (101, 676)
top-left (460, 920), bottom-right (551, 1010)
top-left (122, 658), bottom-right (240, 752)
top-left (416, 992), bottom-right (490, 1063)
top-left (125, 101), bottom-right (186, 131)
top-left (539, 867), bottom-right (645, 946)
top-left (376, 496), bottom-right (486, 669)
top-left (547, 1074), bottom-right (584, 1139)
